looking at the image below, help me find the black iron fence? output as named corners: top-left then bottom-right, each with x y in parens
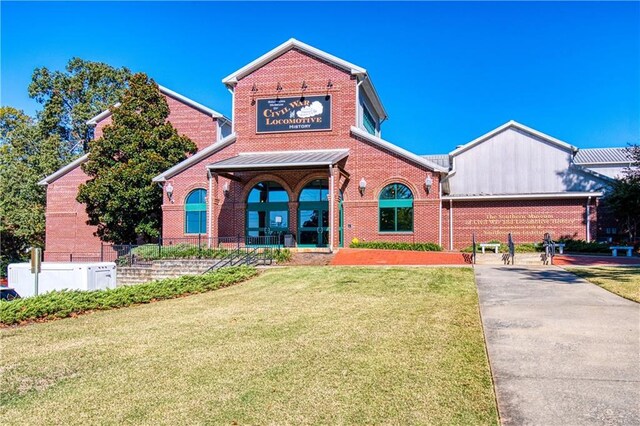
top-left (95, 235), bottom-right (282, 266)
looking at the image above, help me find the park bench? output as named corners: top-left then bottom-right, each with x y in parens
top-left (610, 246), bottom-right (633, 257)
top-left (479, 243), bottom-right (500, 254)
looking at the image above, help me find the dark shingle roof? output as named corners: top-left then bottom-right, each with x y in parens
top-left (574, 148), bottom-right (631, 164)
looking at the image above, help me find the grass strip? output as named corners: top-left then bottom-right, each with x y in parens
top-left (0, 266), bottom-right (257, 325)
top-left (566, 266), bottom-right (640, 302)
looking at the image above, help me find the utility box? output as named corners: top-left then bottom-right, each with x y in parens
top-left (8, 262), bottom-right (117, 298)
top-left (284, 233), bottom-right (295, 248)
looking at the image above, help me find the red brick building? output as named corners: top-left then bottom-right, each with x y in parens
top-left (40, 39), bottom-right (623, 259)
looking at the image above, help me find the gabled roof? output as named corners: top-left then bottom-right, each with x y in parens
top-left (574, 147), bottom-right (632, 164)
top-left (450, 120), bottom-right (578, 156)
top-left (222, 38), bottom-right (387, 120)
top-left (86, 85), bottom-right (229, 125)
top-left (38, 154), bottom-right (89, 185)
top-left (152, 133), bottom-right (237, 182)
top-left (350, 126), bottom-right (448, 172)
top-left (207, 149), bottom-right (349, 171)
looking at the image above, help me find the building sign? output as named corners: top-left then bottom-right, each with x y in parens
top-left (457, 212), bottom-right (582, 239)
top-left (256, 95), bottom-right (331, 133)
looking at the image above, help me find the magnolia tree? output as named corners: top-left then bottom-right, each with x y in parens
top-left (77, 73), bottom-right (197, 244)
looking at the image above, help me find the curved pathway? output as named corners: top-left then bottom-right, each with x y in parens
top-left (475, 265), bottom-right (640, 425)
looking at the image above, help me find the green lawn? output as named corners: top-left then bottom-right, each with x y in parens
top-left (567, 266), bottom-right (640, 303)
top-left (0, 267), bottom-right (497, 425)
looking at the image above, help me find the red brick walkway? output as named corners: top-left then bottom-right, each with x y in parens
top-left (330, 249), bottom-right (471, 266)
top-left (553, 255), bottom-right (640, 266)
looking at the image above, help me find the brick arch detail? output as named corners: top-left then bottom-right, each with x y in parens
top-left (181, 185), bottom-right (208, 205)
top-left (292, 173), bottom-right (332, 200)
top-left (241, 174), bottom-right (294, 202)
top-left (375, 177), bottom-right (420, 201)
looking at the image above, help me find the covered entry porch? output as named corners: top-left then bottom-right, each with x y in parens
top-left (207, 149), bottom-right (349, 250)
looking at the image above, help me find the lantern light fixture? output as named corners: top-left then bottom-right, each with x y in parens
top-left (359, 177), bottom-right (367, 196)
top-left (165, 183), bottom-right (174, 203)
top-left (276, 82), bottom-right (283, 92)
top-left (425, 175), bottom-right (433, 194)
top-left (301, 80), bottom-right (308, 91)
top-left (223, 182), bottom-right (230, 195)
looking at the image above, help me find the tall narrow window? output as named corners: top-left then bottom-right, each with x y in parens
top-left (379, 183), bottom-right (413, 232)
top-left (363, 105), bottom-right (377, 135)
top-left (185, 189), bottom-right (207, 234)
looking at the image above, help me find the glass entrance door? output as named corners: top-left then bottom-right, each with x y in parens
top-left (297, 179), bottom-right (330, 247)
top-left (246, 207), bottom-right (289, 244)
top-left (298, 204), bottom-right (329, 247)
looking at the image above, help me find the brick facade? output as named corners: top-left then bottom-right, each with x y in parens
top-left (43, 93), bottom-right (222, 261)
top-left (161, 49), bottom-right (442, 249)
top-left (43, 41), bottom-right (606, 259)
top-left (442, 198), bottom-right (598, 250)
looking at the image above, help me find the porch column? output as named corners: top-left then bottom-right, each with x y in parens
top-left (330, 165), bottom-right (340, 251)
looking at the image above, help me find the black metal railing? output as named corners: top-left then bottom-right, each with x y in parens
top-left (96, 235), bottom-right (281, 266)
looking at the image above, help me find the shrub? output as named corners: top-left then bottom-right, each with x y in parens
top-left (0, 266), bottom-right (258, 326)
top-left (349, 241), bottom-right (442, 251)
top-left (557, 239), bottom-right (610, 254)
top-left (265, 248), bottom-right (292, 263)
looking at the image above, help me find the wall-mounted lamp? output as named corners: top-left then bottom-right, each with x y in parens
top-left (327, 79), bottom-right (333, 89)
top-left (424, 175), bottom-right (433, 194)
top-left (301, 80), bottom-right (308, 91)
top-left (359, 177), bottom-right (367, 196)
top-left (251, 83), bottom-right (258, 93)
top-left (276, 82), bottom-right (283, 92)
top-left (223, 182), bottom-right (230, 195)
top-left (165, 183), bottom-right (174, 203)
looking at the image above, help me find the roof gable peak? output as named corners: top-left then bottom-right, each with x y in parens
top-left (451, 120), bottom-right (577, 156)
top-left (222, 38), bottom-right (366, 87)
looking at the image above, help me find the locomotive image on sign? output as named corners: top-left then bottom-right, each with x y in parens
top-left (256, 95), bottom-right (331, 133)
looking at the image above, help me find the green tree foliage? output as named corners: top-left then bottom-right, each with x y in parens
top-left (605, 144), bottom-right (640, 243)
top-left (29, 57), bottom-right (130, 154)
top-left (0, 107), bottom-right (67, 275)
top-left (77, 74), bottom-right (197, 243)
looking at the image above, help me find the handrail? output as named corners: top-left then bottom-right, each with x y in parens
top-left (472, 233), bottom-right (477, 265)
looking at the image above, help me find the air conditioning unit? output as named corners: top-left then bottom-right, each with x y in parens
top-left (8, 262), bottom-right (117, 298)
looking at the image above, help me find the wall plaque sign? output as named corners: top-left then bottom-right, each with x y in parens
top-left (256, 95), bottom-right (331, 133)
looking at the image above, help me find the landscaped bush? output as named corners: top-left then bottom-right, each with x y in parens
top-left (265, 248), bottom-right (292, 263)
top-left (0, 266), bottom-right (258, 326)
top-left (349, 241), bottom-right (443, 251)
top-left (128, 243), bottom-right (233, 261)
top-left (557, 238), bottom-right (610, 254)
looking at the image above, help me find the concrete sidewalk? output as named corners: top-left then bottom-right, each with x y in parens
top-left (475, 266), bottom-right (640, 425)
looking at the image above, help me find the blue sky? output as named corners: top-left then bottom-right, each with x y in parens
top-left (2, 1), bottom-right (638, 154)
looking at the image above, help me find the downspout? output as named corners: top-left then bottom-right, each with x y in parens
top-left (449, 199), bottom-right (453, 250)
top-left (208, 170), bottom-right (213, 247)
top-left (438, 175), bottom-right (442, 247)
top-left (586, 196), bottom-right (591, 242)
top-left (355, 76), bottom-right (366, 128)
top-left (227, 86), bottom-right (235, 133)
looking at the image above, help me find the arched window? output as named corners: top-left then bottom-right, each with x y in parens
top-left (185, 189), bottom-right (207, 234)
top-left (379, 183), bottom-right (413, 232)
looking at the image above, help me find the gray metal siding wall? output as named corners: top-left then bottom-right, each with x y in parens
top-left (449, 128), bottom-right (603, 195)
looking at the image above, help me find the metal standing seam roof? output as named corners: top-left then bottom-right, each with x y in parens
top-left (421, 154), bottom-right (450, 169)
top-left (574, 147), bottom-right (632, 164)
top-left (207, 149), bottom-right (349, 171)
